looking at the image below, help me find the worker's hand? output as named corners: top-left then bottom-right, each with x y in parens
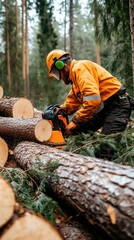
top-left (65, 122), bottom-right (77, 136)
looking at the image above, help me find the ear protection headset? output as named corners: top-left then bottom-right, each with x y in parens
top-left (53, 56), bottom-right (70, 70)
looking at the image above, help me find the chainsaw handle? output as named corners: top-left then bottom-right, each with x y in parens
top-left (55, 108), bottom-right (69, 125)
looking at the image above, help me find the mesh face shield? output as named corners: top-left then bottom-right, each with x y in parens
top-left (50, 67), bottom-right (61, 81)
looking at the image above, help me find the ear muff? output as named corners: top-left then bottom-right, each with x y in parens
top-left (55, 60), bottom-right (64, 70)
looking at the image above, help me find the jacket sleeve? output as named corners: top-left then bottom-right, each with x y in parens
top-left (72, 67), bottom-right (102, 124)
top-left (60, 89), bottom-right (81, 115)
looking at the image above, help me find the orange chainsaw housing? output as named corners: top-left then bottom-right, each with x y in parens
top-left (47, 115), bottom-right (67, 148)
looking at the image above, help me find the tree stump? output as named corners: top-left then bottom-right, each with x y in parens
top-left (0, 117), bottom-right (52, 143)
top-left (0, 97), bottom-right (34, 118)
top-left (0, 137), bottom-right (8, 166)
top-left (14, 141), bottom-right (134, 240)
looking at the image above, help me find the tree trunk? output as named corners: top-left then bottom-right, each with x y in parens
top-left (0, 177), bottom-right (62, 240)
top-left (25, 0), bottom-right (29, 97)
top-left (64, 0), bottom-right (67, 51)
top-left (22, 0), bottom-right (25, 87)
top-left (6, 0), bottom-right (12, 92)
top-left (69, 0), bottom-right (74, 56)
top-left (94, 0), bottom-right (101, 65)
top-left (0, 97), bottom-right (34, 118)
top-left (0, 117), bottom-right (52, 143)
top-left (14, 141), bottom-right (134, 240)
top-left (129, 0), bottom-right (134, 96)
top-left (57, 219), bottom-right (96, 240)
top-left (15, 0), bottom-right (19, 96)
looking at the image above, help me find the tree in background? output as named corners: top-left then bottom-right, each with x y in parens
top-left (29, 0), bottom-right (58, 108)
top-left (98, 0), bottom-right (132, 95)
top-left (129, 0), bottom-right (134, 96)
top-left (0, 0), bottom-right (133, 108)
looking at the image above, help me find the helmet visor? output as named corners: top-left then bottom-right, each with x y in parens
top-left (50, 67), bottom-right (61, 81)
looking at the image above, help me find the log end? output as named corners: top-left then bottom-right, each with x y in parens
top-left (0, 177), bottom-right (15, 227)
top-left (0, 137), bottom-right (9, 167)
top-left (0, 85), bottom-right (4, 99)
top-left (1, 213), bottom-right (63, 240)
top-left (13, 98), bottom-right (34, 119)
top-left (35, 119), bottom-right (52, 142)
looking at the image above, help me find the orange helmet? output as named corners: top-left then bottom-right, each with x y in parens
top-left (46, 49), bottom-right (70, 77)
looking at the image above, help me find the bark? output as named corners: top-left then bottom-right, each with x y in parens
top-left (15, 0), bottom-right (19, 96)
top-left (0, 117), bottom-right (52, 143)
top-left (14, 141), bottom-right (134, 240)
top-left (24, 0), bottom-right (29, 97)
top-left (6, 0), bottom-right (12, 92)
top-left (69, 0), bottom-right (74, 56)
top-left (64, 0), bottom-right (67, 51)
top-left (57, 219), bottom-right (97, 240)
top-left (22, 0), bottom-right (25, 83)
top-left (0, 97), bottom-right (34, 118)
top-left (0, 177), bottom-right (62, 240)
top-left (0, 137), bottom-right (8, 167)
top-left (33, 108), bottom-right (43, 118)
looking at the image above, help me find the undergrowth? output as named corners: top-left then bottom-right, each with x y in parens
top-left (63, 124), bottom-right (134, 166)
top-left (0, 123), bottom-right (133, 225)
top-left (0, 161), bottom-right (63, 224)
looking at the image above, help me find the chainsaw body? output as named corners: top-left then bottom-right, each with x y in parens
top-left (42, 105), bottom-right (69, 147)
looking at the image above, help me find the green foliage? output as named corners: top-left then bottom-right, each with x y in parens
top-left (63, 124), bottom-right (134, 166)
top-left (30, 0), bottom-right (58, 107)
top-left (0, 160), bottom-right (63, 224)
top-left (98, 0), bottom-right (133, 95)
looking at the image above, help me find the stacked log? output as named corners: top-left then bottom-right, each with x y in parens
top-left (0, 97), bottom-right (34, 118)
top-left (0, 117), bottom-right (52, 144)
top-left (14, 141), bottom-right (134, 240)
top-left (0, 176), bottom-right (63, 240)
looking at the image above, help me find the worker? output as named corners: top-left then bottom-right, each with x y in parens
top-left (46, 49), bottom-right (132, 136)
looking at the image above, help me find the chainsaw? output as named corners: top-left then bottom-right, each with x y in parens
top-left (42, 104), bottom-right (69, 148)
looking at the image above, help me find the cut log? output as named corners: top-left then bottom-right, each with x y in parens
top-left (1, 213), bottom-right (63, 240)
top-left (0, 117), bottom-right (52, 142)
top-left (33, 108), bottom-right (43, 118)
top-left (0, 137), bottom-right (8, 166)
top-left (0, 177), bottom-right (15, 227)
top-left (0, 97), bottom-right (34, 118)
top-left (14, 141), bottom-right (134, 240)
top-left (0, 177), bottom-right (62, 239)
top-left (0, 85), bottom-right (4, 99)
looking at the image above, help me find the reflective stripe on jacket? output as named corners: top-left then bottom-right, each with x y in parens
top-left (61, 59), bottom-right (122, 124)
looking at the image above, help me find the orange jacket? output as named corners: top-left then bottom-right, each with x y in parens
top-left (61, 59), bottom-right (122, 125)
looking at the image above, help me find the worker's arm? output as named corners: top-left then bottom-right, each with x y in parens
top-left (72, 67), bottom-right (101, 124)
top-left (65, 67), bottom-right (102, 135)
top-left (60, 88), bottom-right (81, 115)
